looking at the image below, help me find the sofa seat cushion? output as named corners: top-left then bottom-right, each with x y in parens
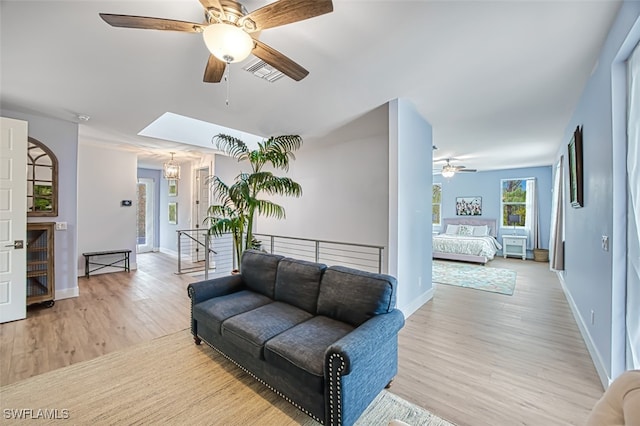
top-left (264, 316), bottom-right (354, 392)
top-left (222, 302), bottom-right (313, 359)
top-left (192, 290), bottom-right (273, 335)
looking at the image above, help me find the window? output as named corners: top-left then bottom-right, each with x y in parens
top-left (432, 183), bottom-right (441, 225)
top-left (501, 179), bottom-right (526, 227)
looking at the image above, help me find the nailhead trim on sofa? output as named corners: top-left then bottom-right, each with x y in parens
top-left (200, 337), bottom-right (325, 424)
top-left (328, 352), bottom-right (346, 426)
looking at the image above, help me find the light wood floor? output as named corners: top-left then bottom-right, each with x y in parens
top-left (0, 253), bottom-right (603, 425)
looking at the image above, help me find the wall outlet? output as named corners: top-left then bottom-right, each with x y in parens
top-left (602, 235), bottom-right (609, 251)
top-left (418, 276), bottom-right (422, 288)
top-left (55, 222), bottom-right (67, 231)
top-left (590, 310), bottom-right (595, 325)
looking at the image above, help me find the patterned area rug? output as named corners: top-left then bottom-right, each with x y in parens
top-left (0, 329), bottom-right (455, 426)
top-left (433, 260), bottom-right (517, 295)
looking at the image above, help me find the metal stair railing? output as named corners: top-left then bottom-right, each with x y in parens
top-left (253, 233), bottom-right (384, 274)
top-left (175, 229), bottom-right (233, 277)
top-left (176, 230), bottom-right (385, 278)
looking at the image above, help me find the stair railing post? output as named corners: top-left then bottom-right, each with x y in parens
top-left (177, 230), bottom-right (182, 274)
top-left (204, 231), bottom-right (210, 280)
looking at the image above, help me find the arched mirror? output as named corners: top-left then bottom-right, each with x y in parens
top-left (27, 137), bottom-right (58, 217)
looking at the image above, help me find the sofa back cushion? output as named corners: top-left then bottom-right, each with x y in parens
top-left (240, 250), bottom-right (284, 298)
top-left (274, 258), bottom-right (327, 313)
top-left (317, 266), bottom-right (397, 327)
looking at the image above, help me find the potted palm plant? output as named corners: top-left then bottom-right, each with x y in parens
top-left (205, 134), bottom-right (303, 270)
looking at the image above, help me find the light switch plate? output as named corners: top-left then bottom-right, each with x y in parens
top-left (55, 222), bottom-right (67, 231)
top-left (602, 235), bottom-right (609, 251)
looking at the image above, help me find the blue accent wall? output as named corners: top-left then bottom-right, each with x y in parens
top-left (1, 109), bottom-right (79, 297)
top-left (556, 2), bottom-right (640, 383)
top-left (433, 166), bottom-right (553, 257)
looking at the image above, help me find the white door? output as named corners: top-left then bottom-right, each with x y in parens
top-left (0, 117), bottom-right (27, 323)
top-left (193, 167), bottom-right (210, 262)
top-left (137, 178), bottom-right (154, 253)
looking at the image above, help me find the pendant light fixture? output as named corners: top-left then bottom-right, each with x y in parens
top-left (163, 152), bottom-right (181, 180)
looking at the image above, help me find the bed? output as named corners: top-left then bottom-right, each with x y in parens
top-left (433, 218), bottom-right (502, 264)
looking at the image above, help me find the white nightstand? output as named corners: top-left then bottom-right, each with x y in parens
top-left (502, 235), bottom-right (528, 260)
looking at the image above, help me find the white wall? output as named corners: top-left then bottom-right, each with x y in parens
top-left (254, 105), bottom-right (390, 247)
top-left (388, 98), bottom-right (434, 316)
top-left (77, 142), bottom-right (137, 276)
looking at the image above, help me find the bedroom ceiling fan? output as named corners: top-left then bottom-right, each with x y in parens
top-left (437, 159), bottom-right (477, 178)
top-left (99, 0), bottom-right (333, 83)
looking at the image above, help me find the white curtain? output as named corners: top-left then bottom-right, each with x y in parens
top-left (626, 41), bottom-right (640, 370)
top-left (549, 158), bottom-right (564, 271)
top-left (524, 178), bottom-right (539, 250)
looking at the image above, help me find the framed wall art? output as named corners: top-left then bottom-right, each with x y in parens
top-left (456, 196), bottom-right (482, 216)
top-left (568, 125), bottom-right (584, 208)
top-left (168, 202), bottom-right (178, 224)
top-left (168, 179), bottom-right (178, 197)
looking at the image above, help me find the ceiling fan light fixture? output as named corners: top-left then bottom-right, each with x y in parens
top-left (203, 23), bottom-right (253, 63)
top-left (441, 166), bottom-right (455, 178)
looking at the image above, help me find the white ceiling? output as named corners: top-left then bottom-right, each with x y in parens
top-left (0, 0), bottom-right (622, 171)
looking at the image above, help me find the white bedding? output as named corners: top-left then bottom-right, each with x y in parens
top-left (433, 234), bottom-right (502, 260)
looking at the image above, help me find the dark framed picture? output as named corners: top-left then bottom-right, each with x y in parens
top-left (456, 196), bottom-right (482, 216)
top-left (568, 125), bottom-right (584, 208)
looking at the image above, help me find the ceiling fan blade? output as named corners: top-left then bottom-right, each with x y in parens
top-left (458, 169), bottom-right (477, 172)
top-left (99, 14), bottom-right (204, 32)
top-left (203, 55), bottom-right (226, 83)
top-left (252, 40), bottom-right (309, 81)
top-left (241, 0), bottom-right (333, 32)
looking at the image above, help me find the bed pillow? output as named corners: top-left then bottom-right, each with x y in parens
top-left (457, 225), bottom-right (474, 236)
top-left (445, 225), bottom-right (459, 235)
top-left (473, 225), bottom-right (489, 237)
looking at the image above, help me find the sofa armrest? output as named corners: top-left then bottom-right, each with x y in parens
top-left (325, 308), bottom-right (405, 376)
top-left (187, 274), bottom-right (244, 304)
top-left (323, 309), bottom-right (405, 425)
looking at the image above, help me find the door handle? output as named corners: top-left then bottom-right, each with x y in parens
top-left (5, 240), bottom-right (24, 249)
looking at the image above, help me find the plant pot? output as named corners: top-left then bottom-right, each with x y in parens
top-left (533, 249), bottom-right (549, 262)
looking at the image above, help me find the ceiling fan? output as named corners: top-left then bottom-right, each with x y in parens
top-left (436, 159), bottom-right (477, 177)
top-left (99, 0), bottom-right (333, 83)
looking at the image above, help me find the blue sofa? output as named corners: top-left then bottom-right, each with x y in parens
top-left (187, 250), bottom-right (405, 425)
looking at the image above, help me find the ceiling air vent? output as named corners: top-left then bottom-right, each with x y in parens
top-left (243, 59), bottom-right (285, 83)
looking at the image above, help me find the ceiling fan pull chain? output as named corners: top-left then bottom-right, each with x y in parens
top-left (225, 61), bottom-right (230, 106)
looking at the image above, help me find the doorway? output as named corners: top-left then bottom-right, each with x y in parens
top-left (137, 178), bottom-right (155, 253)
top-left (193, 167), bottom-right (210, 262)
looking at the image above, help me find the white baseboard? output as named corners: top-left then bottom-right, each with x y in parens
top-left (159, 247), bottom-right (179, 257)
top-left (55, 286), bottom-right (79, 300)
top-left (556, 272), bottom-right (610, 388)
top-left (400, 287), bottom-right (434, 319)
